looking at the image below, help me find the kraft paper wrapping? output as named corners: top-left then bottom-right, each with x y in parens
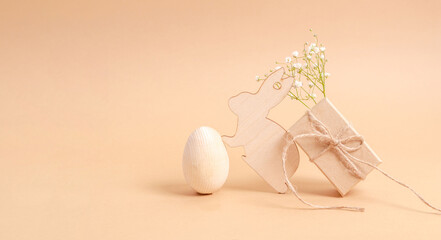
top-left (288, 98), bottom-right (382, 196)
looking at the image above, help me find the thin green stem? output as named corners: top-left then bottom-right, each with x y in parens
top-left (301, 73), bottom-right (324, 92)
top-left (261, 31), bottom-right (327, 108)
top-left (300, 87), bottom-right (317, 104)
top-left (292, 96), bottom-right (310, 109)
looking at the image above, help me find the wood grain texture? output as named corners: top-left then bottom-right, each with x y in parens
top-left (222, 68), bottom-right (300, 193)
top-left (183, 127), bottom-right (229, 194)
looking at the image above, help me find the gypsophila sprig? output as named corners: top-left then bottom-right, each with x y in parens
top-left (256, 29), bottom-right (329, 109)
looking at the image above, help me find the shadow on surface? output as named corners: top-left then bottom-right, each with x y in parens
top-left (146, 181), bottom-right (214, 197)
top-left (361, 195), bottom-right (441, 215)
top-left (293, 176), bottom-right (343, 198)
top-left (256, 181), bottom-right (441, 215)
top-left (226, 175), bottom-right (343, 198)
top-left (224, 179), bottom-right (274, 193)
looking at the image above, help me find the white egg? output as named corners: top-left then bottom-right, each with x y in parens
top-left (183, 126), bottom-right (229, 194)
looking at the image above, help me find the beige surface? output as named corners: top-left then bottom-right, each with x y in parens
top-left (1, 0), bottom-right (441, 239)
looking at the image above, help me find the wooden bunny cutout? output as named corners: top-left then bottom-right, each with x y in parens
top-left (223, 68), bottom-right (300, 193)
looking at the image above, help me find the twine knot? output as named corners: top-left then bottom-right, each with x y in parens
top-left (324, 137), bottom-right (340, 147)
top-left (281, 109), bottom-right (441, 213)
top-left (288, 111), bottom-right (366, 179)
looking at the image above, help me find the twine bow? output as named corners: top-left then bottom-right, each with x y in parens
top-left (281, 109), bottom-right (441, 213)
top-left (303, 111), bottom-right (365, 179)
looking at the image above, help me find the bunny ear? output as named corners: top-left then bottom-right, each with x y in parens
top-left (266, 68), bottom-right (285, 85)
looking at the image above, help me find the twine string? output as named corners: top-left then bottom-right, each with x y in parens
top-left (305, 111), bottom-right (365, 179)
top-left (282, 138), bottom-right (364, 212)
top-left (282, 110), bottom-right (441, 213)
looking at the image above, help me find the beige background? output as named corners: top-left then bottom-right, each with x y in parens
top-left (1, 0), bottom-right (441, 239)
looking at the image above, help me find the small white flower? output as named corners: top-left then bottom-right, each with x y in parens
top-left (320, 54), bottom-right (324, 59)
top-left (303, 63), bottom-right (308, 68)
top-left (307, 55), bottom-right (312, 59)
top-left (275, 66), bottom-right (282, 70)
top-left (308, 81), bottom-right (314, 87)
top-left (294, 80), bottom-right (303, 88)
top-left (320, 47), bottom-right (326, 52)
top-left (311, 93), bottom-right (317, 98)
top-left (293, 63), bottom-right (302, 69)
top-left (311, 43), bottom-right (316, 48)
top-left (285, 57), bottom-right (292, 63)
top-left (292, 51), bottom-right (299, 57)
top-left (313, 47), bottom-right (319, 53)
top-left (325, 72), bottom-right (330, 77)
top-left (255, 76), bottom-right (259, 81)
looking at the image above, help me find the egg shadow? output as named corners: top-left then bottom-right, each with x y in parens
top-left (225, 178), bottom-right (275, 193)
top-left (146, 181), bottom-right (214, 197)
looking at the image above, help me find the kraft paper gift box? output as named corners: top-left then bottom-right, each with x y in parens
top-left (288, 98), bottom-right (382, 196)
